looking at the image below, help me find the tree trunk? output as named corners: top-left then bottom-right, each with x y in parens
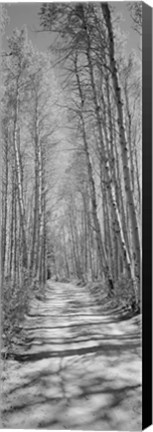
top-left (2, 126), bottom-right (9, 280)
top-left (13, 83), bottom-right (27, 268)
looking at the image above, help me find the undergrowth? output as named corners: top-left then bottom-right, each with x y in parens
top-left (87, 275), bottom-right (140, 316)
top-left (2, 271), bottom-right (31, 357)
top-left (114, 275), bottom-right (140, 313)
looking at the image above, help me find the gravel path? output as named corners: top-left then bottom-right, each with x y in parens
top-left (2, 281), bottom-right (142, 430)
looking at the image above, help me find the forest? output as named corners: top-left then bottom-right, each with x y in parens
top-left (1, 3), bottom-right (142, 430)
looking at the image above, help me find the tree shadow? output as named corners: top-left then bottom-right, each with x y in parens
top-left (2, 284), bottom-right (141, 430)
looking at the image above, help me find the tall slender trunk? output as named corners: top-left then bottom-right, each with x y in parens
top-left (133, 127), bottom-right (141, 208)
top-left (82, 193), bottom-right (88, 279)
top-left (124, 83), bottom-right (135, 191)
top-left (13, 176), bottom-right (17, 287)
top-left (31, 109), bottom-right (39, 276)
top-left (37, 144), bottom-right (44, 284)
top-left (9, 167), bottom-right (15, 278)
top-left (13, 82), bottom-right (27, 268)
top-left (62, 226), bottom-right (70, 279)
top-left (2, 127), bottom-right (9, 280)
top-left (72, 206), bottom-right (82, 278)
top-left (69, 210), bottom-right (81, 278)
top-left (102, 94), bottom-right (132, 266)
top-left (42, 189), bottom-right (47, 285)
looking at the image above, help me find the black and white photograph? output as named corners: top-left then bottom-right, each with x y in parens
top-left (1, 2), bottom-right (142, 430)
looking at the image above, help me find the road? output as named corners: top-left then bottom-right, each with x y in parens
top-left (2, 281), bottom-right (142, 430)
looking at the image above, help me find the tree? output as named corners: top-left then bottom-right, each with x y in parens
top-left (39, 2), bottom-right (141, 305)
top-left (1, 26), bottom-right (65, 348)
top-left (128, 2), bottom-right (142, 35)
top-left (101, 3), bottom-right (140, 300)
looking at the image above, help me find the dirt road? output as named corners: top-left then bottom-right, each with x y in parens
top-left (2, 281), bottom-right (142, 430)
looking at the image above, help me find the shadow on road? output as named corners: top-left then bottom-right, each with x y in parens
top-left (2, 282), bottom-right (141, 430)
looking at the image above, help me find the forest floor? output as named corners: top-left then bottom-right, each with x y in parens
top-left (2, 281), bottom-right (142, 430)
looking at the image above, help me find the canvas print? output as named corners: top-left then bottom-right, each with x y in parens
top-left (1, 2), bottom-right (142, 430)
